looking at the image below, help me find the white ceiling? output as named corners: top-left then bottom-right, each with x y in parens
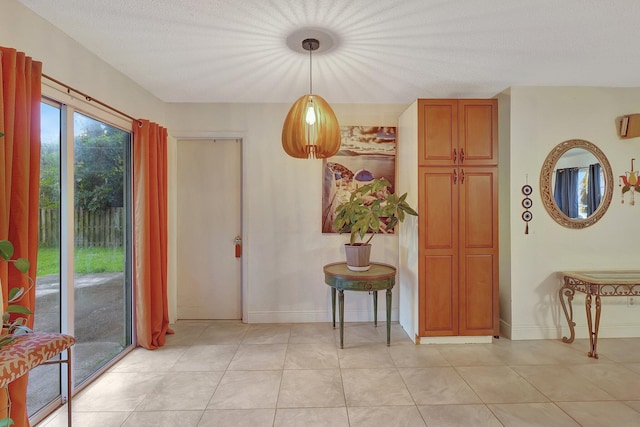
top-left (17, 0), bottom-right (640, 104)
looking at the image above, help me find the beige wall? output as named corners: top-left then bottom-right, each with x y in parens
top-left (498, 90), bottom-right (513, 332)
top-left (4, 0), bottom-right (640, 338)
top-left (506, 86), bottom-right (640, 339)
top-left (1, 0), bottom-right (165, 123)
top-left (397, 88), bottom-right (640, 342)
top-left (397, 101), bottom-right (419, 340)
top-left (165, 103), bottom-right (407, 323)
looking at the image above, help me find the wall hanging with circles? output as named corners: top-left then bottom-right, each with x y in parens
top-left (521, 181), bottom-right (533, 234)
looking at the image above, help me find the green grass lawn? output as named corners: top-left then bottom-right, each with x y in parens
top-left (37, 246), bottom-right (124, 276)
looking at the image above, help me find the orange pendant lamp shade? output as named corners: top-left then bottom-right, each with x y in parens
top-left (282, 93), bottom-right (340, 159)
top-left (282, 37), bottom-right (340, 159)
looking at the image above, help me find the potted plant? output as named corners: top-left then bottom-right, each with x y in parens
top-left (333, 178), bottom-right (417, 271)
top-left (0, 239), bottom-right (33, 348)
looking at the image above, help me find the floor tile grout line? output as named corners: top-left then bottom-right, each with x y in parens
top-left (39, 321), bottom-right (640, 426)
top-left (393, 356), bottom-right (429, 427)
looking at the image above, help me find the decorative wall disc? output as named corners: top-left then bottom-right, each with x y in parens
top-left (521, 180), bottom-right (533, 234)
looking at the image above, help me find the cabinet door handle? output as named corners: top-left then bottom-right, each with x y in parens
top-left (460, 148), bottom-right (465, 164)
top-left (453, 169), bottom-right (458, 184)
top-left (453, 148), bottom-right (457, 163)
top-left (461, 169), bottom-right (465, 184)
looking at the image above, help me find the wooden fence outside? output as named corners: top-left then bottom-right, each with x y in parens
top-left (39, 207), bottom-right (125, 248)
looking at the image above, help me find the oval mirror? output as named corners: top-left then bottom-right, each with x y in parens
top-left (540, 139), bottom-right (613, 229)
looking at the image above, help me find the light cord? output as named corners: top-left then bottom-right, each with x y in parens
top-left (308, 41), bottom-right (313, 94)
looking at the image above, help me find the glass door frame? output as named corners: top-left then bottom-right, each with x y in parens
top-left (70, 109), bottom-right (134, 386)
top-left (30, 85), bottom-right (136, 424)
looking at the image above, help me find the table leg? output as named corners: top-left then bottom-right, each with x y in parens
top-left (386, 288), bottom-right (392, 346)
top-left (339, 289), bottom-right (344, 349)
top-left (559, 282), bottom-right (576, 343)
top-left (593, 295), bottom-right (602, 358)
top-left (586, 294), bottom-right (594, 357)
top-left (67, 346), bottom-right (72, 427)
top-left (331, 287), bottom-right (336, 328)
top-left (586, 294), bottom-right (602, 359)
top-left (373, 291), bottom-right (378, 327)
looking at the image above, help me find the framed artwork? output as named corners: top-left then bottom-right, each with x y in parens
top-left (322, 126), bottom-right (397, 233)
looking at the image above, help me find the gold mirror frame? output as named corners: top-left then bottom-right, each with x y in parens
top-left (540, 139), bottom-right (613, 229)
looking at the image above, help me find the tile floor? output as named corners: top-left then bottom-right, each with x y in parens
top-left (39, 320), bottom-right (640, 426)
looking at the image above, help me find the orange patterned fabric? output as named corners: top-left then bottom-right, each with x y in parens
top-left (0, 333), bottom-right (75, 388)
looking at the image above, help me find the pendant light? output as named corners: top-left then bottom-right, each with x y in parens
top-left (282, 38), bottom-right (340, 159)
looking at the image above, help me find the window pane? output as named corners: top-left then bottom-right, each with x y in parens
top-left (73, 112), bottom-right (132, 386)
top-left (28, 101), bottom-right (62, 415)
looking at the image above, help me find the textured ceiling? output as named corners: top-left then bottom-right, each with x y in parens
top-left (17, 0), bottom-right (640, 104)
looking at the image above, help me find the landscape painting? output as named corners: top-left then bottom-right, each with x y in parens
top-left (322, 126), bottom-right (397, 233)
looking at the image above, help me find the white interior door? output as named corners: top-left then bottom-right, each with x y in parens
top-left (177, 139), bottom-right (242, 319)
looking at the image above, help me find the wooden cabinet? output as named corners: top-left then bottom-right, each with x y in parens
top-left (418, 99), bottom-right (498, 337)
top-left (418, 99), bottom-right (497, 166)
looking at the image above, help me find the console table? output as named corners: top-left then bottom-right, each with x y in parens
top-left (559, 270), bottom-right (640, 358)
top-left (323, 262), bottom-right (396, 349)
top-left (0, 333), bottom-right (75, 426)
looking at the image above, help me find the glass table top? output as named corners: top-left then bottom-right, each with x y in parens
top-left (563, 271), bottom-right (640, 284)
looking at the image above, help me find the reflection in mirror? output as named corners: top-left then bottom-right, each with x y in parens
top-left (540, 139), bottom-right (613, 229)
top-left (552, 148), bottom-right (604, 219)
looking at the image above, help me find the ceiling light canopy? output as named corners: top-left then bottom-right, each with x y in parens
top-left (282, 38), bottom-right (340, 159)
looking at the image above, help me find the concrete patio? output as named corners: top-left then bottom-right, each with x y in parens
top-left (28, 272), bottom-right (128, 414)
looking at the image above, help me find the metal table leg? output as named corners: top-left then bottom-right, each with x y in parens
top-left (586, 294), bottom-right (602, 358)
top-left (373, 291), bottom-right (378, 327)
top-left (339, 289), bottom-right (344, 349)
top-left (559, 283), bottom-right (576, 344)
top-left (386, 288), bottom-right (392, 346)
top-left (331, 287), bottom-right (336, 328)
top-left (67, 346), bottom-right (72, 427)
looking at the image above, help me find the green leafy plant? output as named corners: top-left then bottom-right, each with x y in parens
top-left (333, 178), bottom-right (418, 245)
top-left (0, 239), bottom-right (34, 349)
top-left (0, 413), bottom-right (13, 427)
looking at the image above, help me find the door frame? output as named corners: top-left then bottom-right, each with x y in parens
top-left (170, 131), bottom-right (247, 322)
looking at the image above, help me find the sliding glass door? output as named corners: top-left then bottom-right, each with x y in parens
top-left (72, 111), bottom-right (132, 384)
top-left (27, 100), bottom-right (63, 414)
top-left (27, 100), bottom-right (133, 419)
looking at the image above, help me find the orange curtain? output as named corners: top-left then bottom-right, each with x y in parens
top-left (0, 47), bottom-right (42, 427)
top-left (133, 119), bottom-right (173, 349)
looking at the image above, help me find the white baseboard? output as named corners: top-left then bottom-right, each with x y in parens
top-left (417, 335), bottom-right (493, 344)
top-left (505, 322), bottom-right (640, 340)
top-left (499, 318), bottom-right (512, 339)
top-left (246, 309), bottom-right (399, 324)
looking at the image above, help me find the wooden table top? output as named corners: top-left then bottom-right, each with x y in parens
top-left (323, 262), bottom-right (396, 281)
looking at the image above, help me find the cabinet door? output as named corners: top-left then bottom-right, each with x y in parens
top-left (458, 100), bottom-right (498, 166)
top-left (458, 167), bottom-right (499, 335)
top-left (419, 167), bottom-right (459, 336)
top-left (418, 99), bottom-right (458, 166)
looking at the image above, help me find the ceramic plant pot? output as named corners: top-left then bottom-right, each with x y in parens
top-left (344, 243), bottom-right (371, 271)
